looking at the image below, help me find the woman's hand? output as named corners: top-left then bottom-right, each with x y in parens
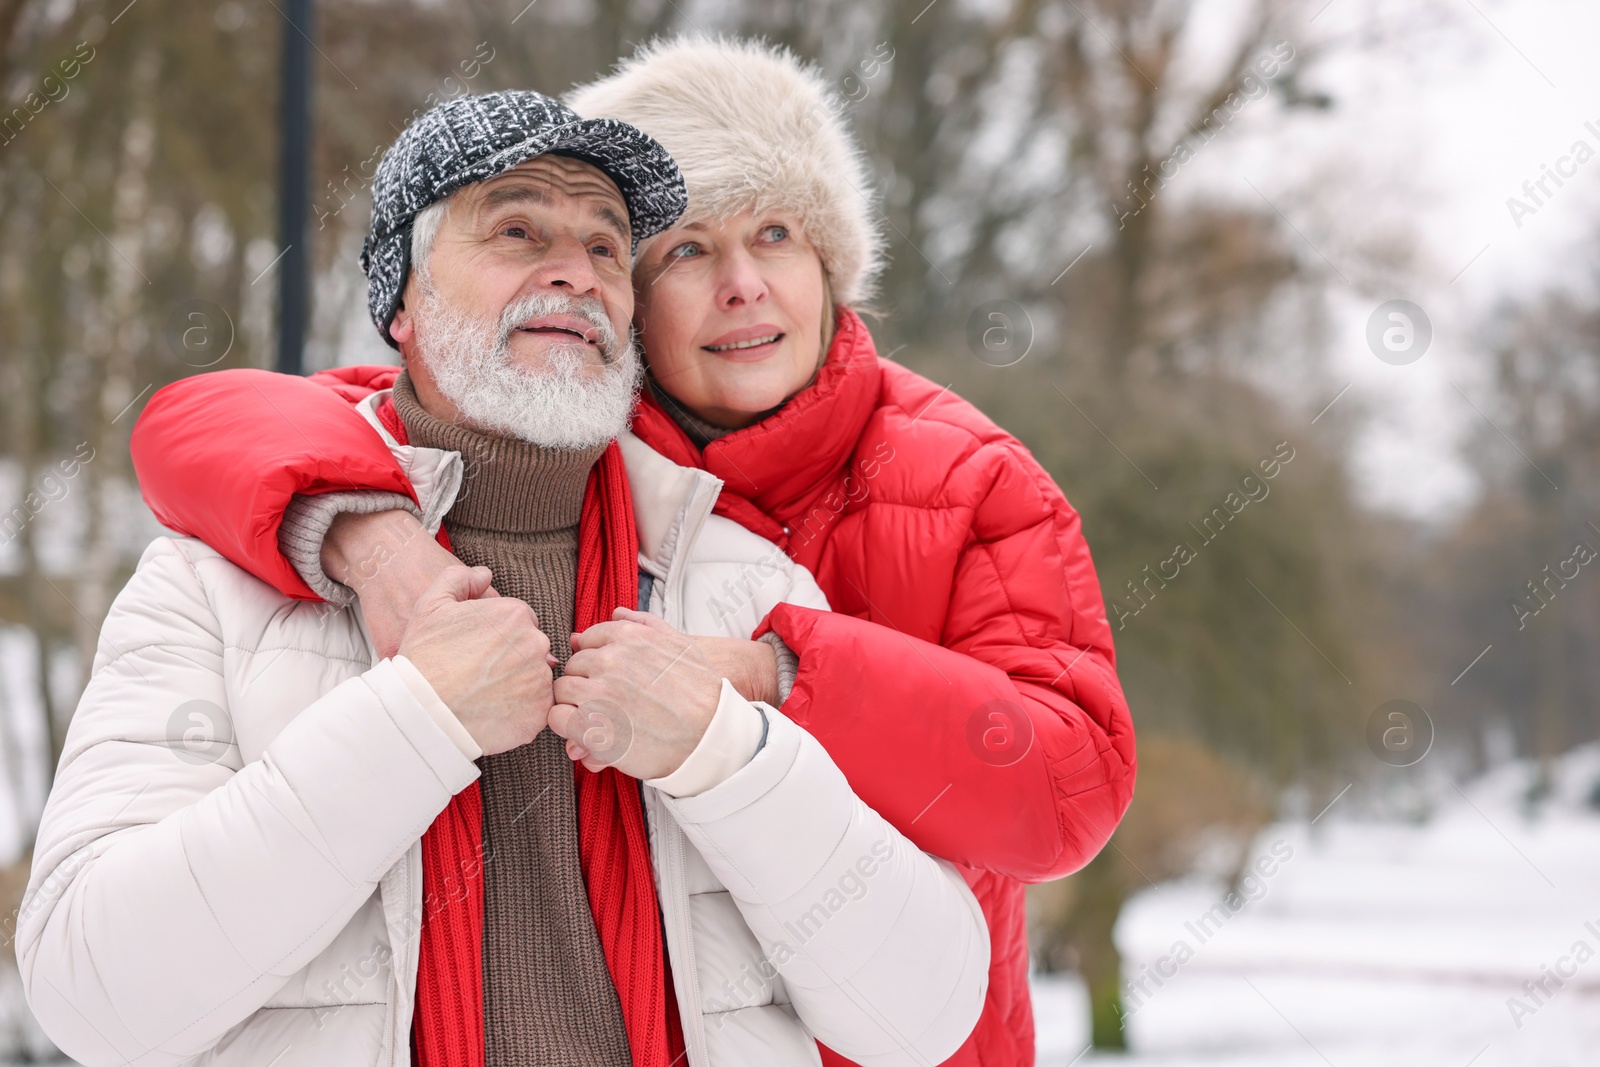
top-left (551, 608), bottom-right (724, 778)
top-left (688, 634), bottom-right (780, 707)
top-left (322, 509), bottom-right (488, 658)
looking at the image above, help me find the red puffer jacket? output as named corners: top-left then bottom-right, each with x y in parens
top-left (128, 307), bottom-right (1136, 1066)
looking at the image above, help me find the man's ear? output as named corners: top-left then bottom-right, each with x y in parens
top-left (390, 304), bottom-right (416, 347)
top-left (390, 276), bottom-right (419, 346)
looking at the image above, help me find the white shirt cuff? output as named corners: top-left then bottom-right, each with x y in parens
top-left (392, 654), bottom-right (482, 760)
top-left (647, 678), bottom-right (767, 798)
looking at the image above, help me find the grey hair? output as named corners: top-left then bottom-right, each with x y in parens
top-left (409, 197), bottom-right (452, 284)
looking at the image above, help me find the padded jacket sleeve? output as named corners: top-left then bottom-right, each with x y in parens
top-left (757, 439), bottom-right (1136, 884)
top-left (15, 537), bottom-right (479, 1065)
top-left (130, 367), bottom-right (411, 602)
top-left (661, 697), bottom-right (989, 1066)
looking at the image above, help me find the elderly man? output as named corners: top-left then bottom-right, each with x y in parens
top-left (17, 91), bottom-right (987, 1067)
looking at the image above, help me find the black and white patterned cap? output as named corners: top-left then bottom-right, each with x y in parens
top-left (359, 89), bottom-right (687, 347)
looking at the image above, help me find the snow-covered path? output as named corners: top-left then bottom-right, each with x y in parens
top-left (1035, 755), bottom-right (1600, 1065)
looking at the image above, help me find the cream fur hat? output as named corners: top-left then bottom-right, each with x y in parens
top-left (567, 36), bottom-right (886, 306)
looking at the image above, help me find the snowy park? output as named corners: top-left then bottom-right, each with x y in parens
top-left (1035, 749), bottom-right (1600, 1066)
top-left (5, 0), bottom-right (1600, 1063)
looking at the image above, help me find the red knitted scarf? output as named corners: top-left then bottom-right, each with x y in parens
top-left (375, 396), bottom-right (673, 1067)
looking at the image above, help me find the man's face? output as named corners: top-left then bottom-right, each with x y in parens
top-left (394, 153), bottom-right (635, 374)
top-left (390, 155), bottom-right (644, 447)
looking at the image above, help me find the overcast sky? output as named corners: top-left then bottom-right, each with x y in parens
top-left (1182, 0), bottom-right (1600, 522)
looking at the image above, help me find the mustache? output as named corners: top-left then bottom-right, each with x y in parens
top-left (498, 291), bottom-right (622, 362)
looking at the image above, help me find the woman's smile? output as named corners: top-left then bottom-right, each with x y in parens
top-left (702, 323), bottom-right (786, 361)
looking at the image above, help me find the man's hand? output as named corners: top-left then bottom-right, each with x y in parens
top-left (551, 608), bottom-right (724, 779)
top-left (324, 509), bottom-right (483, 658)
top-left (690, 635), bottom-right (780, 706)
top-left (398, 566), bottom-right (553, 756)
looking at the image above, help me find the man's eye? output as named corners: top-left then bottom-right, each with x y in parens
top-left (591, 243), bottom-right (616, 258)
top-left (501, 225), bottom-right (530, 239)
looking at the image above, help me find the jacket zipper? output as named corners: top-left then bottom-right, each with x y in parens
top-left (662, 478), bottom-right (720, 630)
top-left (375, 849), bottom-right (419, 1067)
top-left (647, 788), bottom-right (709, 1067)
top-left (642, 473), bottom-right (719, 1066)
top-left (358, 603), bottom-right (419, 1067)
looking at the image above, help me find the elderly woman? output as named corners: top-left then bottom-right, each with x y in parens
top-left (128, 38), bottom-right (1135, 1066)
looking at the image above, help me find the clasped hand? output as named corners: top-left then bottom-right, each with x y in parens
top-left (380, 538), bottom-right (781, 774)
top-left (400, 581), bottom-right (723, 774)
top-left (550, 607), bottom-right (724, 779)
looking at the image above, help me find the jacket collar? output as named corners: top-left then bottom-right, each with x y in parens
top-left (353, 390), bottom-right (724, 573)
top-left (354, 391), bottom-right (465, 535)
top-left (614, 432), bottom-right (723, 570)
top-left (629, 307), bottom-right (882, 533)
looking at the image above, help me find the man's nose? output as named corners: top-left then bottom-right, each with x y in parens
top-left (531, 233), bottom-right (603, 296)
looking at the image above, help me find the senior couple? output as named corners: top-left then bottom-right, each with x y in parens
top-left (19, 36), bottom-right (1135, 1067)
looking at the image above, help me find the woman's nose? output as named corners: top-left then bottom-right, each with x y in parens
top-left (718, 248), bottom-right (768, 308)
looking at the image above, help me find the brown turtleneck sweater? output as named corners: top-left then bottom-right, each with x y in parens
top-left (392, 372), bottom-right (633, 1067)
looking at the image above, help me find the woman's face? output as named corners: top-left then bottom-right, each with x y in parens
top-left (633, 209), bottom-right (827, 430)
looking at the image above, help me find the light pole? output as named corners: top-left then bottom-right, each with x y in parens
top-left (276, 0), bottom-right (312, 375)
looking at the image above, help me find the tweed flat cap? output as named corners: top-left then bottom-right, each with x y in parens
top-left (359, 89), bottom-right (686, 347)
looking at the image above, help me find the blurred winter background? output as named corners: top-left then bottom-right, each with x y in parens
top-left (3, 0), bottom-right (1600, 1062)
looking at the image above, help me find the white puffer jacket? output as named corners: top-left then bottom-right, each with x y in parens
top-left (17, 393), bottom-right (989, 1067)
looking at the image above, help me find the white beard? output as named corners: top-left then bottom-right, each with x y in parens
top-left (412, 284), bottom-right (641, 449)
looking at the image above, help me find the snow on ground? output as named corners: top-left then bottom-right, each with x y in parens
top-left (5, 750), bottom-right (1600, 1064)
top-left (1036, 748), bottom-right (1600, 1065)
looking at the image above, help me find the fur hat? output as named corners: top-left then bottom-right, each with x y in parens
top-left (567, 37), bottom-right (886, 306)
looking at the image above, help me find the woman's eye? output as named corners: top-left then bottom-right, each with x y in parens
top-left (667, 242), bottom-right (701, 260)
top-left (761, 224), bottom-right (789, 242)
